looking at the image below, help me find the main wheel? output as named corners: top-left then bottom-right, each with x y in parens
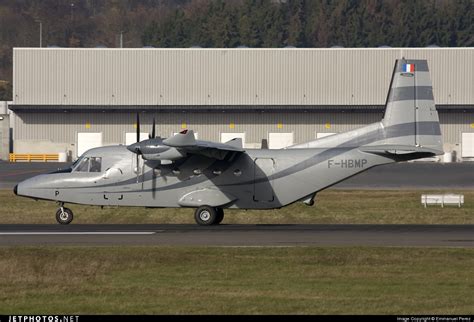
top-left (56, 207), bottom-right (73, 225)
top-left (214, 208), bottom-right (224, 225)
top-left (194, 206), bottom-right (217, 226)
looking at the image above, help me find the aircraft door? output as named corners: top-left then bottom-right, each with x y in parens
top-left (253, 158), bottom-right (275, 202)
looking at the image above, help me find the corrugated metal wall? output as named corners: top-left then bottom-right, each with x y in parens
top-left (439, 113), bottom-right (474, 146)
top-left (13, 48), bottom-right (474, 106)
top-left (13, 111), bottom-right (473, 147)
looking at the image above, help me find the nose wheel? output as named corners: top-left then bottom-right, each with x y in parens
top-left (56, 207), bottom-right (73, 225)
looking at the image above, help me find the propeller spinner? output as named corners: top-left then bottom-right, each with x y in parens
top-left (127, 114), bottom-right (182, 161)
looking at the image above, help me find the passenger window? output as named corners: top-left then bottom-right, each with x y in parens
top-left (75, 157), bottom-right (90, 172)
top-left (89, 157), bottom-right (102, 172)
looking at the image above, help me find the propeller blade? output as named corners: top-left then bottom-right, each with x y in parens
top-left (152, 162), bottom-right (159, 199)
top-left (136, 113), bottom-right (140, 143)
top-left (134, 113), bottom-right (141, 182)
top-left (136, 153), bottom-right (140, 183)
top-left (152, 117), bottom-right (156, 139)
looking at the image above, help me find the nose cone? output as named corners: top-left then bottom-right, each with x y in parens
top-left (14, 175), bottom-right (56, 201)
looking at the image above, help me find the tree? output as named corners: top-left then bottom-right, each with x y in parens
top-left (287, 0), bottom-right (306, 46)
top-left (0, 0), bottom-right (472, 87)
top-left (0, 80), bottom-right (12, 101)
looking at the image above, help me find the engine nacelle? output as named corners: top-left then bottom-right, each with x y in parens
top-left (142, 147), bottom-right (186, 161)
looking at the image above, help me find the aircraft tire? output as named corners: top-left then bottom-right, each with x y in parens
top-left (214, 208), bottom-right (224, 225)
top-left (194, 206), bottom-right (217, 226)
top-left (56, 207), bottom-right (73, 225)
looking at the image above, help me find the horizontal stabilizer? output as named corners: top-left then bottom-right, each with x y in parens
top-left (360, 145), bottom-right (443, 156)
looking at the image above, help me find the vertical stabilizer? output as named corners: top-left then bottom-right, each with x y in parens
top-left (382, 59), bottom-right (443, 151)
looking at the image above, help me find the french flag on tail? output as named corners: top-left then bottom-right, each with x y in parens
top-left (403, 63), bottom-right (415, 73)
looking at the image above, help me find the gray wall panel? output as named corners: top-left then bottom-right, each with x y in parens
top-left (13, 111), bottom-right (471, 151)
top-left (13, 48), bottom-right (474, 106)
top-left (439, 113), bottom-right (474, 146)
top-left (13, 111), bottom-right (378, 143)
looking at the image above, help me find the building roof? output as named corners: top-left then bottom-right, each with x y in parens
top-left (12, 47), bottom-right (474, 107)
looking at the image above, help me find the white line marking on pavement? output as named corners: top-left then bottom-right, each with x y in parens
top-left (0, 232), bottom-right (157, 235)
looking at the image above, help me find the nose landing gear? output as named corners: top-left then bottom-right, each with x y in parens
top-left (56, 204), bottom-right (73, 225)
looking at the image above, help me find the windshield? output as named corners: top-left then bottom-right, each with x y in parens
top-left (75, 157), bottom-right (90, 172)
top-left (73, 157), bottom-right (102, 173)
top-left (71, 156), bottom-right (83, 169)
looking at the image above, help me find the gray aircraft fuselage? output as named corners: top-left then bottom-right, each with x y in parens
top-left (14, 121), bottom-right (432, 210)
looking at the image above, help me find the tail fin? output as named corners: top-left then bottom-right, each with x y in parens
top-left (381, 59), bottom-right (443, 153)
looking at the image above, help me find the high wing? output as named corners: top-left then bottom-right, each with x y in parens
top-left (127, 129), bottom-right (244, 162)
top-left (163, 130), bottom-right (244, 160)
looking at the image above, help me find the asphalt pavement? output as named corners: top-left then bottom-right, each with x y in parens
top-left (0, 224), bottom-right (472, 247)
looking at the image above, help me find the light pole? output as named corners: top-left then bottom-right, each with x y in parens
top-left (70, 3), bottom-right (75, 21)
top-left (120, 30), bottom-right (125, 48)
top-left (35, 20), bottom-right (42, 47)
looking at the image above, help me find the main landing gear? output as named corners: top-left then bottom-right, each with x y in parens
top-left (56, 204), bottom-right (73, 225)
top-left (194, 206), bottom-right (224, 226)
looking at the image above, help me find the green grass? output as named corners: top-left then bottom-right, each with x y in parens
top-left (2, 190), bottom-right (472, 314)
top-left (1, 189), bottom-right (473, 224)
top-left (0, 246), bottom-right (472, 314)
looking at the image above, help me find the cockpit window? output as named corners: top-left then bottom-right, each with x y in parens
top-left (75, 157), bottom-right (90, 172)
top-left (74, 157), bottom-right (102, 172)
top-left (89, 157), bottom-right (102, 172)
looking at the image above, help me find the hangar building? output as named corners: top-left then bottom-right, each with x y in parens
top-left (8, 47), bottom-right (474, 161)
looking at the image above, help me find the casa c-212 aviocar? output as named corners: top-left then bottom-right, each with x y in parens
top-left (14, 59), bottom-right (443, 226)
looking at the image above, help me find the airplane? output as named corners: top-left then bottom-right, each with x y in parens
top-left (14, 59), bottom-right (443, 226)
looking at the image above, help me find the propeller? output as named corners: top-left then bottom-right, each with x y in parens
top-left (128, 114), bottom-right (163, 184)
